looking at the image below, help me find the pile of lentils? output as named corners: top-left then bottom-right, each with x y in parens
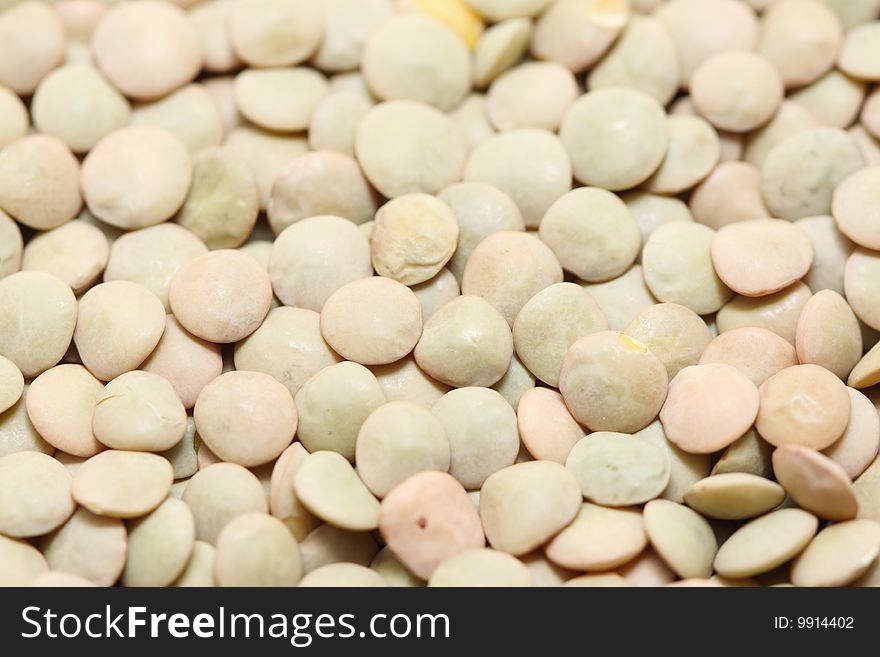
top-left (3, 0), bottom-right (880, 588)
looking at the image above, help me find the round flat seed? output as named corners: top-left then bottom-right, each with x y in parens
top-left (758, 0), bottom-right (841, 88)
top-left (559, 87), bottom-right (668, 191)
top-left (791, 520), bottom-right (880, 587)
top-left (846, 248), bottom-right (880, 332)
top-left (0, 451), bottom-right (73, 537)
top-left (539, 187), bottom-right (640, 283)
top-left (761, 127), bottom-right (865, 220)
top-left (431, 387), bottom-right (519, 490)
top-left (356, 100), bottom-right (466, 199)
top-left (838, 21), bottom-right (880, 81)
top-left (0, 2), bottom-right (65, 96)
top-left (429, 548), bottom-right (530, 587)
top-left (0, 389), bottom-right (54, 457)
top-left (31, 571), bottom-right (97, 588)
top-left (412, 269), bottom-right (460, 320)
top-left (689, 161), bottom-right (770, 229)
top-left (790, 70), bottom-right (865, 129)
top-left (517, 388), bottom-right (585, 464)
top-left (559, 331), bottom-right (668, 434)
top-left (642, 222), bottom-right (732, 315)
top-left (75, 280), bottom-right (168, 381)
top-left (299, 563), bottom-right (384, 587)
top-left (0, 209), bottom-right (23, 278)
top-left (81, 126), bottom-right (192, 230)
top-left (824, 388), bottom-right (880, 479)
top-left (415, 295), bottom-right (512, 388)
top-left (195, 371), bottom-right (296, 468)
top-left (299, 524), bottom-right (377, 574)
top-left (0, 135), bottom-right (81, 231)
top-left (234, 307), bottom-right (340, 398)
top-left (530, 0), bottom-right (627, 73)
top-left (691, 51), bottom-right (783, 132)
top-left (122, 497), bottom-right (194, 587)
top-left (295, 361), bottom-right (385, 461)
top-left (467, 0), bottom-right (550, 22)
top-left (234, 67), bottom-right (327, 132)
top-left (169, 249), bottom-right (272, 344)
top-left (491, 355), bottom-right (535, 411)
top-left (583, 265), bottom-right (657, 331)
top-left (308, 91), bottom-right (374, 157)
top-left (587, 15), bottom-right (679, 106)
top-left (172, 541), bottom-right (216, 587)
top-left (637, 420), bottom-right (712, 504)
top-left (473, 18), bottom-right (531, 88)
top-left (321, 277), bottom-right (423, 366)
top-left (486, 62), bottom-right (577, 132)
top-left (268, 443), bottom-right (316, 534)
top-left (131, 83), bottom-right (224, 154)
top-left (644, 115), bottom-right (720, 194)
top-left (644, 499), bottom-right (716, 579)
top-left (463, 130), bottom-right (571, 228)
top-left (863, 90), bottom-right (880, 140)
top-left (743, 101), bottom-right (819, 169)
top-left (92, 0), bottom-right (201, 100)
top-left (189, 0), bottom-right (240, 73)
top-left (0, 534), bottom-right (47, 586)
top-left (714, 508), bottom-right (818, 578)
top-left (370, 547), bottom-right (424, 588)
top-left (566, 432), bottom-right (670, 506)
top-left (684, 473), bottom-right (786, 520)
top-left (564, 574), bottom-right (632, 587)
top-left (267, 151), bottom-right (376, 234)
top-left (104, 224), bottom-right (207, 312)
top-left (223, 126), bottom-right (308, 208)
top-left (40, 508), bottom-right (127, 586)
top-left (0, 355), bottom-right (22, 415)
top-left (437, 182), bottom-right (524, 281)
top-left (362, 14), bottom-right (471, 111)
top-left (21, 220), bottom-right (108, 294)
top-left (228, 0), bottom-right (322, 67)
top-left (356, 401), bottom-right (449, 498)
top-left (182, 463), bottom-right (267, 545)
top-left (795, 290), bottom-right (861, 380)
top-left (26, 364), bottom-right (104, 457)
top-left (176, 148), bottom-right (259, 250)
top-left (311, 0), bottom-right (392, 72)
top-left (462, 231), bottom-right (563, 325)
top-left (479, 461), bottom-right (581, 556)
top-left (661, 364), bottom-right (759, 455)
top-left (623, 192), bottom-right (693, 248)
top-left (711, 219), bottom-right (814, 297)
top-left (379, 471), bottom-right (484, 580)
top-left (371, 194), bottom-right (459, 286)
top-left (716, 282), bottom-right (812, 345)
top-left (833, 166), bottom-right (880, 250)
top-left (655, 0), bottom-right (758, 84)
top-left (545, 503), bottom-right (646, 571)
top-left (712, 428), bottom-right (774, 479)
top-left (0, 84), bottom-right (27, 150)
top-left (140, 315), bottom-right (222, 410)
top-left (294, 451), bottom-right (380, 531)
top-left (214, 512), bottom-right (302, 587)
top-left (370, 356), bottom-right (450, 409)
top-left (795, 214), bottom-right (854, 296)
top-left (772, 445), bottom-right (858, 521)
top-left (73, 450), bottom-right (173, 518)
top-left (92, 371), bottom-right (186, 452)
top-left (757, 364), bottom-right (851, 449)
top-left (624, 303), bottom-right (712, 380)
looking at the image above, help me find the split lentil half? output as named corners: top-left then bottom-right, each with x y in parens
top-left (2, 0), bottom-right (880, 589)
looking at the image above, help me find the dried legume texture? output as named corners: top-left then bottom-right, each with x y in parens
top-left (0, 0), bottom-right (879, 589)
